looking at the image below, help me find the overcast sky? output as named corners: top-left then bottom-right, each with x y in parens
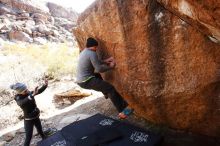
top-left (45, 0), bottom-right (96, 13)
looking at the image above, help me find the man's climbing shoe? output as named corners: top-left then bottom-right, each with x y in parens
top-left (118, 108), bottom-right (134, 120)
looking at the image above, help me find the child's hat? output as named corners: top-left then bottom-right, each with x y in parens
top-left (10, 83), bottom-right (27, 94)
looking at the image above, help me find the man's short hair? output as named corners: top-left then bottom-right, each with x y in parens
top-left (86, 37), bottom-right (98, 48)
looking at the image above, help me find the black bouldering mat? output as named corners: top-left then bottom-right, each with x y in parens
top-left (38, 114), bottom-right (162, 146)
top-left (75, 127), bottom-right (123, 146)
top-left (38, 131), bottom-right (68, 146)
top-left (61, 114), bottom-right (121, 144)
top-left (102, 122), bottom-right (161, 146)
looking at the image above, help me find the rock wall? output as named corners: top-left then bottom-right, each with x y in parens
top-left (73, 0), bottom-right (220, 137)
top-left (0, 0), bottom-right (49, 14)
top-left (0, 0), bottom-right (77, 44)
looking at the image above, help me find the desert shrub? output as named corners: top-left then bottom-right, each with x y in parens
top-left (1, 42), bottom-right (79, 83)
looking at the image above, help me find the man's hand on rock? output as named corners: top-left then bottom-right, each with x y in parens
top-left (109, 61), bottom-right (116, 68)
top-left (104, 56), bottom-right (114, 64)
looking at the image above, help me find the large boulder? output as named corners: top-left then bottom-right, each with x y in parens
top-left (73, 0), bottom-right (220, 137)
top-left (22, 27), bottom-right (32, 35)
top-left (37, 24), bottom-right (50, 34)
top-left (24, 19), bottom-right (35, 29)
top-left (8, 30), bottom-right (32, 42)
top-left (31, 12), bottom-right (49, 24)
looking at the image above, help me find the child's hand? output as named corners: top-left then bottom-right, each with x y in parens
top-left (44, 79), bottom-right (48, 86)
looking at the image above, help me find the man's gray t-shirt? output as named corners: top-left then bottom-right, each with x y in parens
top-left (76, 48), bottom-right (112, 83)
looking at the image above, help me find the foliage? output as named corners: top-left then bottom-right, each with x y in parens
top-left (0, 42), bottom-right (79, 88)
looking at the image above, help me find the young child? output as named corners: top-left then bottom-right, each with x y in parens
top-left (10, 80), bottom-right (48, 146)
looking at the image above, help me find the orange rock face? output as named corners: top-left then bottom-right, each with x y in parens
top-left (157, 0), bottom-right (220, 42)
top-left (74, 0), bottom-right (220, 137)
